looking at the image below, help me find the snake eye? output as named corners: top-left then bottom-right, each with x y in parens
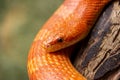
top-left (57, 37), bottom-right (63, 43)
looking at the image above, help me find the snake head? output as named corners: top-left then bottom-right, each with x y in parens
top-left (42, 33), bottom-right (67, 52)
top-left (41, 24), bottom-right (89, 52)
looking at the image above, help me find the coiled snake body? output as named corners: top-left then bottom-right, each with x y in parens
top-left (27, 0), bottom-right (111, 80)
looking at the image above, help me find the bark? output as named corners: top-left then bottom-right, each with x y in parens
top-left (72, 0), bottom-right (120, 80)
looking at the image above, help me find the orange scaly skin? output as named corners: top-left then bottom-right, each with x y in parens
top-left (27, 0), bottom-right (111, 80)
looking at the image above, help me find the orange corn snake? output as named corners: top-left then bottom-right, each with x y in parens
top-left (27, 0), bottom-right (112, 80)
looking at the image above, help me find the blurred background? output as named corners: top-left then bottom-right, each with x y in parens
top-left (0, 0), bottom-right (62, 80)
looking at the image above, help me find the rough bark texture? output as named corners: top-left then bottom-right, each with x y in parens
top-left (72, 0), bottom-right (120, 80)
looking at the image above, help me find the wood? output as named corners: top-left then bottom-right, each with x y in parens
top-left (72, 0), bottom-right (120, 80)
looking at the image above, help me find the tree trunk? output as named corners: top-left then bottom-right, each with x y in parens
top-left (72, 0), bottom-right (120, 80)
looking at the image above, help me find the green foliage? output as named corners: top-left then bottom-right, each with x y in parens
top-left (0, 0), bottom-right (62, 80)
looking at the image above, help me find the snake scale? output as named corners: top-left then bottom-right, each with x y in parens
top-left (27, 0), bottom-right (112, 80)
